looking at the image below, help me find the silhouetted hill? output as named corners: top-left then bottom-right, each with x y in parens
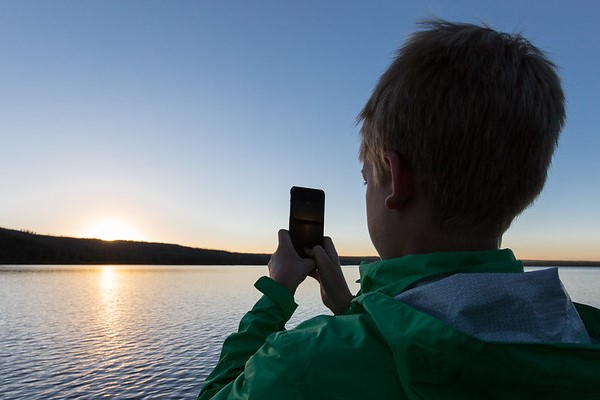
top-left (0, 227), bottom-right (269, 265)
top-left (0, 227), bottom-right (377, 265)
top-left (2, 227), bottom-right (597, 267)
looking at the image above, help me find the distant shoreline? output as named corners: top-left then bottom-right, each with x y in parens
top-left (521, 260), bottom-right (600, 267)
top-left (0, 227), bottom-right (375, 266)
top-left (1, 227), bottom-right (598, 267)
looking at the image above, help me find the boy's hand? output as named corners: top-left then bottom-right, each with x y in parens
top-left (268, 230), bottom-right (315, 295)
top-left (306, 237), bottom-right (353, 315)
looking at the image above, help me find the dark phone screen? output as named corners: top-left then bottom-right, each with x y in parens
top-left (289, 186), bottom-right (325, 258)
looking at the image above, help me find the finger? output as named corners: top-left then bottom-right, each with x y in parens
top-left (277, 229), bottom-right (294, 250)
top-left (310, 245), bottom-right (347, 287)
top-left (322, 237), bottom-right (339, 261)
top-left (309, 245), bottom-right (335, 272)
top-left (308, 268), bottom-right (321, 282)
top-left (304, 245), bottom-right (319, 260)
top-left (309, 245), bottom-right (352, 315)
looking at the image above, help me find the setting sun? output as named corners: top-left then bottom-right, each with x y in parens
top-left (81, 219), bottom-right (144, 242)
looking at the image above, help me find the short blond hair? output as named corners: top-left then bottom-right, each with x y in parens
top-left (359, 19), bottom-right (565, 235)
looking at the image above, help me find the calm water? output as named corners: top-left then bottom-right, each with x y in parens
top-left (1, 265), bottom-right (598, 399)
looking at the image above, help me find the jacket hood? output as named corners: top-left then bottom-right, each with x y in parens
top-left (352, 250), bottom-right (600, 399)
top-left (357, 249), bottom-right (522, 296)
top-left (395, 267), bottom-right (592, 344)
top-left (358, 290), bottom-right (600, 399)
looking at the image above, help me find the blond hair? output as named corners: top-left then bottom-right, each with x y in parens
top-left (359, 19), bottom-right (565, 235)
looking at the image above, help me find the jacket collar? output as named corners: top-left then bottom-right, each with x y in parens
top-left (358, 249), bottom-right (523, 296)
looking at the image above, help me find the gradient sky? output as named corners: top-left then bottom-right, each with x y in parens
top-left (1, 1), bottom-right (599, 260)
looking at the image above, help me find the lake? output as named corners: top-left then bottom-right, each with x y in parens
top-left (1, 265), bottom-right (599, 399)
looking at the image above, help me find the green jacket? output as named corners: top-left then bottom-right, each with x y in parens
top-left (199, 250), bottom-right (600, 399)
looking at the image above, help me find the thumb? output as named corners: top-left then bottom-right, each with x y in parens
top-left (308, 237), bottom-right (339, 269)
top-left (307, 244), bottom-right (341, 282)
top-left (322, 237), bottom-right (339, 263)
top-left (277, 229), bottom-right (294, 250)
top-left (307, 245), bottom-right (333, 269)
top-left (306, 243), bottom-right (353, 315)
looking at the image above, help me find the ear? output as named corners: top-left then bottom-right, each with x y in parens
top-left (383, 151), bottom-right (414, 210)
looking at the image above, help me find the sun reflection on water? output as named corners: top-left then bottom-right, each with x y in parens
top-left (101, 266), bottom-right (118, 291)
top-left (99, 266), bottom-right (120, 333)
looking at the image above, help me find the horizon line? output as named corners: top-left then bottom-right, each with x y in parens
top-left (2, 226), bottom-right (599, 265)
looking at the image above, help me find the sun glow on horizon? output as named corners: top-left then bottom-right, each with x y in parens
top-left (81, 219), bottom-right (144, 242)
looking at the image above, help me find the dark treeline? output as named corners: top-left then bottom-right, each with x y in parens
top-left (0, 227), bottom-right (376, 266)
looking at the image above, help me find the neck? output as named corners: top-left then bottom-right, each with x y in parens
top-left (378, 218), bottom-right (501, 260)
top-left (406, 235), bottom-right (500, 256)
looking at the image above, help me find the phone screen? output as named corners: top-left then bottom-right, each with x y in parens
top-left (289, 186), bottom-right (325, 258)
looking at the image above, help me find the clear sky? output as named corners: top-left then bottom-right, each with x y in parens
top-left (1, 1), bottom-right (599, 260)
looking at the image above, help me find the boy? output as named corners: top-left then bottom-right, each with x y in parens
top-left (199, 20), bottom-right (600, 399)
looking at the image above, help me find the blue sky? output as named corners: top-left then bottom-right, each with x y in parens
top-left (1, 1), bottom-right (599, 260)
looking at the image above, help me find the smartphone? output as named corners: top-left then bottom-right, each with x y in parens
top-left (289, 186), bottom-right (325, 258)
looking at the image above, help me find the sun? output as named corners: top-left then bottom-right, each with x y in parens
top-left (82, 219), bottom-right (144, 242)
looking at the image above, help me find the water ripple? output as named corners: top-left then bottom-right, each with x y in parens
top-left (2, 265), bottom-right (596, 398)
top-left (0, 266), bottom-right (280, 399)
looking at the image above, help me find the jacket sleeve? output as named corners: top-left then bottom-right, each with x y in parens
top-left (198, 276), bottom-right (299, 399)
